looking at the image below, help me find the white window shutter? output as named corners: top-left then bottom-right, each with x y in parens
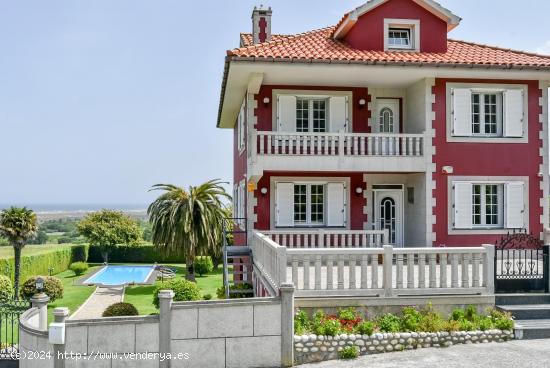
top-left (277, 95), bottom-right (296, 132)
top-left (451, 88), bottom-right (472, 137)
top-left (505, 182), bottom-right (525, 229)
top-left (275, 183), bottom-right (294, 227)
top-left (327, 183), bottom-right (346, 227)
top-left (504, 89), bottom-right (524, 137)
top-left (453, 182), bottom-right (473, 229)
top-left (329, 96), bottom-right (348, 132)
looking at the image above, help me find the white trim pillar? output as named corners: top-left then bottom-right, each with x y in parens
top-left (52, 307), bottom-right (69, 368)
top-left (280, 283), bottom-right (294, 367)
top-left (30, 293), bottom-right (50, 331)
top-left (158, 290), bottom-right (174, 368)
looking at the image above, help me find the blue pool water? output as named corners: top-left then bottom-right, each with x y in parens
top-left (84, 265), bottom-right (155, 285)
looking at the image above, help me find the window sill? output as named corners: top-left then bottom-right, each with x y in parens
top-left (448, 227), bottom-right (526, 236)
top-left (446, 136), bottom-right (527, 144)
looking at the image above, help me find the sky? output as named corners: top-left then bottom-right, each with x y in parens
top-left (1, 0), bottom-right (550, 208)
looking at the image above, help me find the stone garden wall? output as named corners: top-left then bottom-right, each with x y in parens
top-left (294, 330), bottom-right (514, 365)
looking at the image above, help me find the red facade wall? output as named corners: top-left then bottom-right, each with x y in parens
top-left (255, 86), bottom-right (370, 133)
top-left (253, 171), bottom-right (367, 231)
top-left (432, 78), bottom-right (543, 246)
top-left (344, 0), bottom-right (448, 53)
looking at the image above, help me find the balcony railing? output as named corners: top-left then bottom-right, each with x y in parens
top-left (256, 132), bottom-right (424, 157)
top-left (261, 229), bottom-right (388, 248)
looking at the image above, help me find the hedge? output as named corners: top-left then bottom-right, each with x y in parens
top-left (88, 244), bottom-right (182, 263)
top-left (0, 244), bottom-right (89, 283)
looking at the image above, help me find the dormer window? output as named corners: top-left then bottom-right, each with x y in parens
top-left (388, 28), bottom-right (411, 49)
top-left (384, 19), bottom-right (420, 52)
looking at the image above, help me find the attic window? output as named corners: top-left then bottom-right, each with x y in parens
top-left (388, 28), bottom-right (411, 49)
top-left (384, 19), bottom-right (420, 52)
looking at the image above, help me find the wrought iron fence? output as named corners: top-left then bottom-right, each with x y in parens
top-left (0, 299), bottom-right (31, 360)
top-left (494, 229), bottom-right (549, 293)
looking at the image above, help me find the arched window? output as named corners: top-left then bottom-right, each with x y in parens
top-left (380, 197), bottom-right (396, 244)
top-left (379, 107), bottom-right (394, 133)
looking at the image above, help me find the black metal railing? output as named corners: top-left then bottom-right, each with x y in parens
top-left (0, 299), bottom-right (31, 360)
top-left (494, 229), bottom-right (549, 293)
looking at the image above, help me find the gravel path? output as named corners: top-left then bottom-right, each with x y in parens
top-left (299, 340), bottom-right (550, 368)
top-left (70, 286), bottom-right (124, 320)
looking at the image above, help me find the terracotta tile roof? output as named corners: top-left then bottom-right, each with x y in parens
top-left (232, 28), bottom-right (550, 69)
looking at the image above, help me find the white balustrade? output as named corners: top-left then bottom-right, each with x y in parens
top-left (262, 230), bottom-right (388, 249)
top-left (255, 132), bottom-right (424, 157)
top-left (251, 231), bottom-right (495, 298)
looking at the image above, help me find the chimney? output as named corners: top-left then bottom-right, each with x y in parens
top-left (251, 6), bottom-right (272, 44)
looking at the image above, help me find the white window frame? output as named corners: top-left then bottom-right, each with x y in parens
top-left (293, 183), bottom-right (326, 226)
top-left (384, 19), bottom-right (420, 52)
top-left (237, 99), bottom-right (246, 153)
top-left (471, 183), bottom-right (504, 228)
top-left (471, 91), bottom-right (503, 137)
top-left (447, 176), bottom-right (529, 235)
top-left (270, 177), bottom-right (350, 229)
top-left (272, 90), bottom-right (353, 132)
top-left (295, 97), bottom-right (329, 133)
top-left (446, 83), bottom-right (529, 143)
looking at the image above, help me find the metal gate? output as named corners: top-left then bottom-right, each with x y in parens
top-left (0, 299), bottom-right (31, 361)
top-left (495, 229), bottom-right (549, 293)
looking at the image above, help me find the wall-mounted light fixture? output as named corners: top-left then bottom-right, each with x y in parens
top-left (263, 97), bottom-right (270, 107)
top-left (358, 99), bottom-right (366, 109)
top-left (355, 187), bottom-right (364, 195)
top-left (260, 187), bottom-right (268, 195)
top-left (442, 166), bottom-right (454, 175)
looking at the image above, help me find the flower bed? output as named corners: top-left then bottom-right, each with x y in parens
top-left (293, 304), bottom-right (515, 364)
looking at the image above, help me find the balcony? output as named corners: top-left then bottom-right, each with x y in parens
top-left (250, 131), bottom-right (428, 175)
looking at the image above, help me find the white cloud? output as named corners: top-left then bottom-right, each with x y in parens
top-left (536, 41), bottom-right (550, 55)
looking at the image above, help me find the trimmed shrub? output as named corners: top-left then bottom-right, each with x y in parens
top-left (194, 256), bottom-right (214, 277)
top-left (0, 244), bottom-right (88, 284)
top-left (88, 244), bottom-right (180, 263)
top-left (378, 313), bottom-right (401, 333)
top-left (356, 321), bottom-right (375, 336)
top-left (20, 276), bottom-right (63, 302)
top-left (102, 302), bottom-right (139, 317)
top-left (0, 275), bottom-right (13, 302)
top-left (69, 262), bottom-right (89, 276)
top-left (340, 346), bottom-right (359, 360)
top-left (203, 294), bottom-right (212, 300)
top-left (153, 279), bottom-right (201, 308)
top-left (216, 283), bottom-right (253, 299)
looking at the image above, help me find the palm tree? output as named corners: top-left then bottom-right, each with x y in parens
top-left (148, 179), bottom-right (230, 281)
top-left (0, 207), bottom-right (38, 298)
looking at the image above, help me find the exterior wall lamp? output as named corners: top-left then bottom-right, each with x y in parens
top-left (358, 98), bottom-right (367, 109)
top-left (355, 187), bottom-right (364, 195)
top-left (260, 187), bottom-right (268, 195)
top-left (263, 97), bottom-right (270, 106)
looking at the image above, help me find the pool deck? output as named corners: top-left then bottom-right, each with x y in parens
top-left (70, 286), bottom-right (125, 320)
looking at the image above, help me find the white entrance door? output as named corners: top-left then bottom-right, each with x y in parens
top-left (374, 190), bottom-right (404, 247)
top-left (375, 99), bottom-right (400, 134)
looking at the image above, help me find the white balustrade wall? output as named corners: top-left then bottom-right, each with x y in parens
top-left (262, 230), bottom-right (388, 249)
top-left (251, 231), bottom-right (496, 299)
top-left (256, 132), bottom-right (424, 157)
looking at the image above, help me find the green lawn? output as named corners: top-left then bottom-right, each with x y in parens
top-left (46, 267), bottom-right (98, 322)
top-left (124, 265), bottom-right (224, 315)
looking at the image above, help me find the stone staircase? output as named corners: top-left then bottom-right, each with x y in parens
top-left (496, 294), bottom-right (550, 340)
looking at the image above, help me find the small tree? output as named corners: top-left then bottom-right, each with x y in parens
top-left (77, 210), bottom-right (141, 263)
top-left (0, 207), bottom-right (38, 299)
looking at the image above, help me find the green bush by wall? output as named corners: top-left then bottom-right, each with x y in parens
top-left (0, 244), bottom-right (89, 283)
top-left (88, 244), bottom-right (182, 263)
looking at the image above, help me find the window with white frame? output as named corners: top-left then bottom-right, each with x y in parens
top-left (388, 28), bottom-right (412, 49)
top-left (451, 87), bottom-right (525, 138)
top-left (471, 92), bottom-right (503, 136)
top-left (295, 98), bottom-right (327, 133)
top-left (237, 100), bottom-right (246, 152)
top-left (275, 181), bottom-right (346, 228)
top-left (472, 184), bottom-right (503, 228)
top-left (234, 181), bottom-right (245, 223)
top-left (453, 181), bottom-right (525, 230)
top-left (276, 94), bottom-right (349, 133)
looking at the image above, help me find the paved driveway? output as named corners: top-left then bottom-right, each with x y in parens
top-left (299, 340), bottom-right (550, 368)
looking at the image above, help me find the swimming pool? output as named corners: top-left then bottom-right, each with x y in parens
top-left (84, 265), bottom-right (155, 286)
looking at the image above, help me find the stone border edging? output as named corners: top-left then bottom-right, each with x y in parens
top-left (294, 329), bottom-right (514, 365)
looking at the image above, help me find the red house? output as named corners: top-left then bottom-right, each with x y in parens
top-left (217, 0), bottom-right (550, 248)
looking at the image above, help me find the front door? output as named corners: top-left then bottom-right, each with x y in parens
top-left (374, 190), bottom-right (404, 247)
top-left (375, 99), bottom-right (400, 134)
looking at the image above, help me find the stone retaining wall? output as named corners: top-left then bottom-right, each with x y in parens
top-left (294, 330), bottom-right (514, 365)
